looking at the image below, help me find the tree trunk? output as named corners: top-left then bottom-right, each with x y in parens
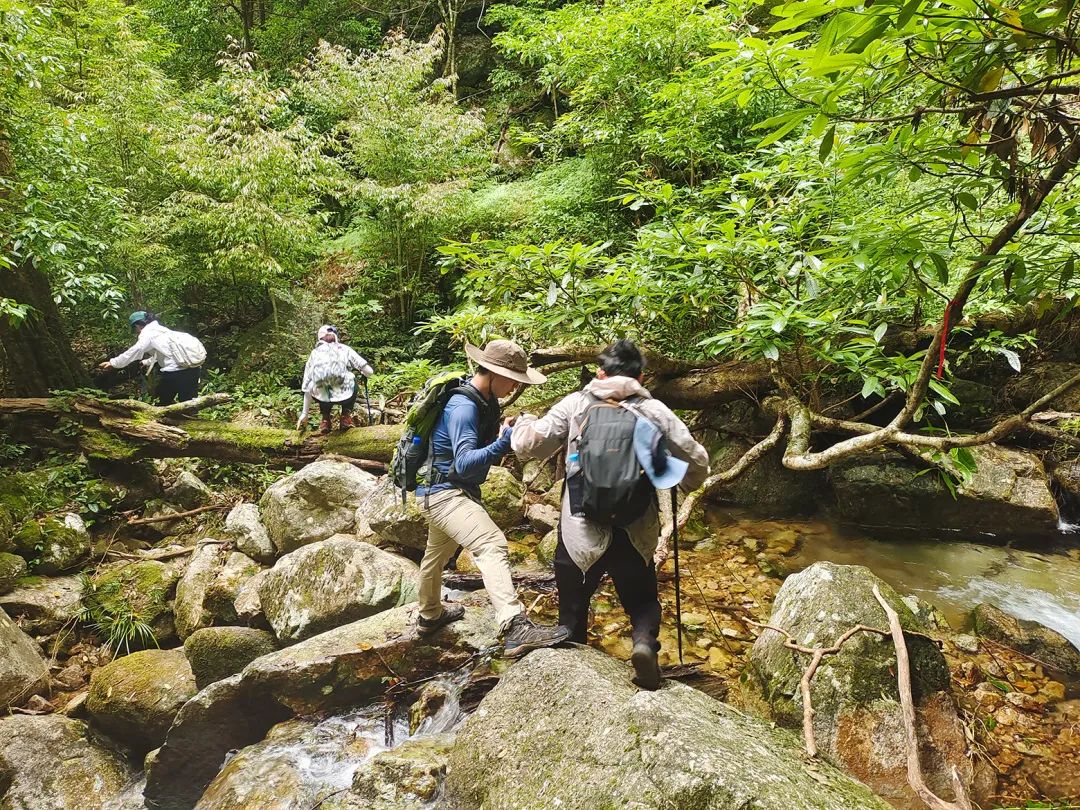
top-left (0, 394), bottom-right (400, 468)
top-left (0, 259), bottom-right (89, 396)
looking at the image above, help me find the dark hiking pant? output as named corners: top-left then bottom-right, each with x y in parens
top-left (317, 390), bottom-right (356, 419)
top-left (553, 525), bottom-right (662, 652)
top-left (156, 367), bottom-right (202, 405)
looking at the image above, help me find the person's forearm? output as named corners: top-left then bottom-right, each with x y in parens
top-left (454, 428), bottom-right (511, 477)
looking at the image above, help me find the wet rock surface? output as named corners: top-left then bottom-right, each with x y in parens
top-left (973, 602), bottom-right (1080, 676)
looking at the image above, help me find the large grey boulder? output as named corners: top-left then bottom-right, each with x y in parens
top-left (183, 626), bottom-right (277, 690)
top-left (233, 569), bottom-right (268, 626)
top-left (444, 646), bottom-right (891, 810)
top-left (750, 562), bottom-right (970, 810)
top-left (340, 734), bottom-right (453, 810)
top-left (144, 603), bottom-right (497, 810)
top-left (0, 607), bottom-right (49, 709)
top-left (829, 445), bottom-right (1059, 540)
top-left (259, 537), bottom-right (419, 643)
top-left (0, 714), bottom-right (134, 808)
top-left (86, 648), bottom-right (198, 755)
top-left (973, 602), bottom-right (1080, 676)
top-left (174, 543), bottom-right (261, 640)
top-left (0, 574), bottom-right (83, 636)
top-left (359, 479), bottom-right (427, 550)
top-left (258, 459), bottom-right (379, 554)
top-left (223, 502), bottom-right (276, 564)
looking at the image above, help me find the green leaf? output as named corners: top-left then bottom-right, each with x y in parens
top-left (763, 344), bottom-right (780, 361)
top-left (928, 378), bottom-right (960, 404)
top-left (818, 125), bottom-right (836, 162)
top-left (957, 191), bottom-right (979, 210)
top-left (873, 323), bottom-right (887, 343)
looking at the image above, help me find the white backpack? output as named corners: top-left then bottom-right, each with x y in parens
top-left (306, 342), bottom-right (351, 389)
top-left (167, 330), bottom-right (207, 369)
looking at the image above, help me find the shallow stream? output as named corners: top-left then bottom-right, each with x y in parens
top-left (701, 506), bottom-right (1080, 649)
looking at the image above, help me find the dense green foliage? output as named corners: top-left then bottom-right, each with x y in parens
top-left (2, 0), bottom-right (1078, 424)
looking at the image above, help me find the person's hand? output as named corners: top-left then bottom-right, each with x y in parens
top-left (502, 415), bottom-right (517, 431)
top-left (97, 361), bottom-right (112, 371)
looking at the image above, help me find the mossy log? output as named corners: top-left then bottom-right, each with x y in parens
top-left (0, 394), bottom-right (400, 469)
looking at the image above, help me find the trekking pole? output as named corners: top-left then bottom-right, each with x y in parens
top-left (363, 376), bottom-right (373, 426)
top-left (671, 487), bottom-right (683, 665)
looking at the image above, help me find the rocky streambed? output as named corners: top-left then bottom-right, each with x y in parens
top-left (0, 447), bottom-right (1078, 809)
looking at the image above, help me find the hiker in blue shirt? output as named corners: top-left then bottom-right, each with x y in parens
top-left (415, 339), bottom-right (569, 658)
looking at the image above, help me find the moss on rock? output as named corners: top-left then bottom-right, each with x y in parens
top-left (0, 553), bottom-right (28, 595)
top-left (12, 514), bottom-right (89, 574)
top-left (483, 466), bottom-right (525, 531)
top-left (183, 626), bottom-right (277, 690)
top-left (89, 560), bottom-right (182, 645)
top-left (86, 648), bottom-right (197, 755)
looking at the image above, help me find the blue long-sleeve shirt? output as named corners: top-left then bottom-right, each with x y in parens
top-left (417, 390), bottom-right (511, 500)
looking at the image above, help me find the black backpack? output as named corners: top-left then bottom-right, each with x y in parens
top-left (569, 396), bottom-right (654, 526)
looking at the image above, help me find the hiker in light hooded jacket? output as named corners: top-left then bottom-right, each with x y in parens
top-left (511, 339), bottom-right (709, 689)
top-left (296, 325), bottom-right (373, 433)
top-left (99, 311), bottom-right (206, 405)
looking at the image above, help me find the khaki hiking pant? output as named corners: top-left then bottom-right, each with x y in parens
top-left (418, 488), bottom-right (524, 629)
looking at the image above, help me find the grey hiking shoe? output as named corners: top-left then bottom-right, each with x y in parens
top-left (630, 642), bottom-right (662, 690)
top-left (417, 603), bottom-right (465, 637)
top-left (502, 615), bottom-right (569, 659)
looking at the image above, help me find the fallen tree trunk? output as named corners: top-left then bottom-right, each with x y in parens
top-left (0, 394), bottom-right (400, 469)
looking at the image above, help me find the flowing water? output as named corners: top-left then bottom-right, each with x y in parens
top-left (700, 507), bottom-right (1080, 649)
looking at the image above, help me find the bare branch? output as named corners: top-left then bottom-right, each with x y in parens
top-left (872, 585), bottom-right (973, 810)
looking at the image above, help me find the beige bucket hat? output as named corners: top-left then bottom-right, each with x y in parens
top-left (465, 340), bottom-right (547, 385)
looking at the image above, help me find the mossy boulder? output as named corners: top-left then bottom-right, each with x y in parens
top-left (445, 646), bottom-right (892, 810)
top-left (87, 648), bottom-right (197, 755)
top-left (89, 560), bottom-right (183, 646)
top-left (183, 626), bottom-right (277, 690)
top-left (258, 459), bottom-right (380, 554)
top-left (749, 562), bottom-right (970, 810)
top-left (233, 569), bottom-right (269, 627)
top-left (535, 529), bottom-right (559, 566)
top-left (223, 502), bottom-right (276, 564)
top-left (0, 552), bottom-right (28, 594)
top-left (829, 445), bottom-right (1059, 541)
top-left (0, 715), bottom-right (134, 808)
top-left (259, 538), bottom-right (419, 643)
top-left (483, 466), bottom-right (525, 531)
top-left (0, 470), bottom-right (49, 527)
top-left (973, 602), bottom-right (1080, 676)
top-left (12, 513), bottom-right (90, 574)
top-left (165, 470), bottom-right (213, 509)
top-left (175, 544), bottom-right (263, 640)
top-left (359, 479), bottom-right (427, 550)
top-left (0, 607), bottom-right (49, 709)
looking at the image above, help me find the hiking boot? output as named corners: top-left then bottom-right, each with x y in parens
top-left (340, 413), bottom-right (354, 430)
top-left (502, 615), bottom-right (569, 659)
top-left (630, 642), bottom-right (662, 690)
top-left (319, 418), bottom-right (332, 434)
top-left (417, 603), bottom-right (465, 637)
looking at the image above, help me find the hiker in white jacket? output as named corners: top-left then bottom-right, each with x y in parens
top-left (512, 339), bottom-right (709, 689)
top-left (99, 311), bottom-right (206, 404)
top-left (296, 325), bottom-right (374, 433)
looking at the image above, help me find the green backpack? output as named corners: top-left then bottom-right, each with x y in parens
top-left (390, 370), bottom-right (470, 503)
